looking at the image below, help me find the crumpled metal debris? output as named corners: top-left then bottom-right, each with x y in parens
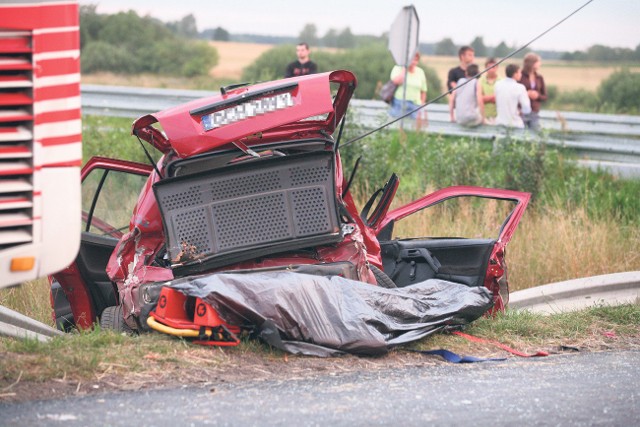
top-left (107, 226), bottom-right (172, 328)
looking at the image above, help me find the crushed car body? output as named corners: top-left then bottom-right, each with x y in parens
top-left (50, 70), bottom-right (530, 353)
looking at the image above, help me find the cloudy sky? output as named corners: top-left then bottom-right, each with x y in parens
top-left (81, 0), bottom-right (639, 51)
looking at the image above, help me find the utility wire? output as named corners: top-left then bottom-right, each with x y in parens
top-left (135, 132), bottom-right (163, 179)
top-left (343, 0), bottom-right (595, 147)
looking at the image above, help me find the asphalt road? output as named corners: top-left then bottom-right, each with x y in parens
top-left (2, 351), bottom-right (639, 426)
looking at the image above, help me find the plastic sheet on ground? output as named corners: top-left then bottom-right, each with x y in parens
top-left (168, 271), bottom-right (494, 357)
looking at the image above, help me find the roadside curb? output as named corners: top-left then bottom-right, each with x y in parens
top-left (509, 271), bottom-right (640, 314)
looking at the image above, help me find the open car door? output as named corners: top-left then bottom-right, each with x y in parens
top-left (373, 186), bottom-right (530, 311)
top-left (50, 157), bottom-right (152, 330)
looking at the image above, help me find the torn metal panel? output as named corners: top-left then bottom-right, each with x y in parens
top-left (106, 227), bottom-right (173, 327)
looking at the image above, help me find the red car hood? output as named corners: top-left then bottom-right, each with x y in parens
top-left (132, 70), bottom-right (357, 158)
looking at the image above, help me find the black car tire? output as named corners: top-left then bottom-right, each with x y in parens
top-left (100, 305), bottom-right (133, 334)
top-left (370, 265), bottom-right (397, 288)
top-left (50, 279), bottom-right (75, 332)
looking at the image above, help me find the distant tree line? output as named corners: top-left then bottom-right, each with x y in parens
top-left (204, 23), bottom-right (384, 49)
top-left (562, 44), bottom-right (640, 62)
top-left (204, 24), bottom-right (572, 60)
top-left (433, 36), bottom-right (532, 59)
top-left (201, 21), bottom-right (637, 63)
top-left (297, 23), bottom-right (360, 49)
top-left (80, 6), bottom-right (218, 76)
top-left (427, 36), bottom-right (640, 62)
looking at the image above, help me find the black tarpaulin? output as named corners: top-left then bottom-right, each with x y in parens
top-left (167, 271), bottom-right (493, 357)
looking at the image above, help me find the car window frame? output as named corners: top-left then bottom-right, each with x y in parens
top-left (81, 157), bottom-right (153, 238)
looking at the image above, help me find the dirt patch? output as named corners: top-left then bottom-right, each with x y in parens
top-left (0, 350), bottom-right (434, 403)
top-left (208, 41), bottom-right (274, 79)
top-left (206, 41), bottom-right (340, 79)
top-left (2, 335), bottom-right (639, 404)
top-left (422, 55), bottom-right (640, 92)
top-left (81, 72), bottom-right (212, 89)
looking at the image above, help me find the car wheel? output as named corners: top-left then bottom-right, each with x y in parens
top-left (50, 279), bottom-right (75, 332)
top-left (370, 265), bottom-right (396, 288)
top-left (100, 305), bottom-right (133, 334)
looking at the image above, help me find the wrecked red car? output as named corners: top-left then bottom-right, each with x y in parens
top-left (49, 70), bottom-right (529, 338)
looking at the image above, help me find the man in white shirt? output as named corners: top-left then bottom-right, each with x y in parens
top-left (495, 64), bottom-right (531, 128)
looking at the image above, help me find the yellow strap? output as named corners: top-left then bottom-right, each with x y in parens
top-left (146, 316), bottom-right (211, 338)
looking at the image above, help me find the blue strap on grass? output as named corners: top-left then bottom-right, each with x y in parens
top-left (416, 349), bottom-right (507, 363)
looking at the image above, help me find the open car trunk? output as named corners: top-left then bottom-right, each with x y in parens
top-left (154, 149), bottom-right (343, 276)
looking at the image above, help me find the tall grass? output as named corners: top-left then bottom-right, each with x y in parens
top-left (343, 127), bottom-right (640, 289)
top-left (341, 128), bottom-right (640, 225)
top-left (0, 279), bottom-right (52, 325)
top-left (390, 196), bottom-right (516, 241)
top-left (369, 191), bottom-right (640, 291)
top-left (82, 115), bottom-right (161, 164)
top-left (508, 208), bottom-right (640, 290)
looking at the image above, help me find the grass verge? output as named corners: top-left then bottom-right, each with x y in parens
top-left (414, 303), bottom-right (640, 356)
top-left (1, 303), bottom-right (638, 401)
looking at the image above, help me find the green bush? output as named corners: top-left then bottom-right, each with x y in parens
top-left (548, 70), bottom-right (640, 114)
top-left (547, 88), bottom-right (599, 112)
top-left (82, 116), bottom-right (159, 164)
top-left (423, 66), bottom-right (443, 103)
top-left (96, 11), bottom-right (172, 49)
top-left (81, 41), bottom-right (137, 74)
top-left (545, 84), bottom-right (558, 104)
top-left (241, 45), bottom-right (294, 82)
top-left (494, 137), bottom-right (547, 197)
top-left (180, 41), bottom-right (219, 77)
top-left (597, 69), bottom-right (640, 114)
top-left (80, 9), bottom-right (218, 76)
top-left (148, 40), bottom-right (218, 77)
top-left (329, 44), bottom-right (395, 100)
top-left (340, 129), bottom-right (640, 225)
top-left (546, 167), bottom-right (640, 224)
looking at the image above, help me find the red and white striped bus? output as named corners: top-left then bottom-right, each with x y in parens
top-left (0, 1), bottom-right (81, 288)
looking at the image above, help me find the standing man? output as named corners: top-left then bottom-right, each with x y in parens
top-left (495, 64), bottom-right (531, 128)
top-left (447, 46), bottom-right (475, 91)
top-left (285, 42), bottom-right (317, 78)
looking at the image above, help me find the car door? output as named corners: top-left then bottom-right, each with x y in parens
top-left (373, 186), bottom-right (530, 311)
top-left (50, 157), bottom-right (152, 330)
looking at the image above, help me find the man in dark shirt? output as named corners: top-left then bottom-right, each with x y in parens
top-left (447, 46), bottom-right (475, 91)
top-left (285, 42), bottom-right (318, 78)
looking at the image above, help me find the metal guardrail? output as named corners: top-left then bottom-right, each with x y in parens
top-left (509, 271), bottom-right (640, 314)
top-left (0, 305), bottom-right (63, 342)
top-left (81, 84), bottom-right (640, 177)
